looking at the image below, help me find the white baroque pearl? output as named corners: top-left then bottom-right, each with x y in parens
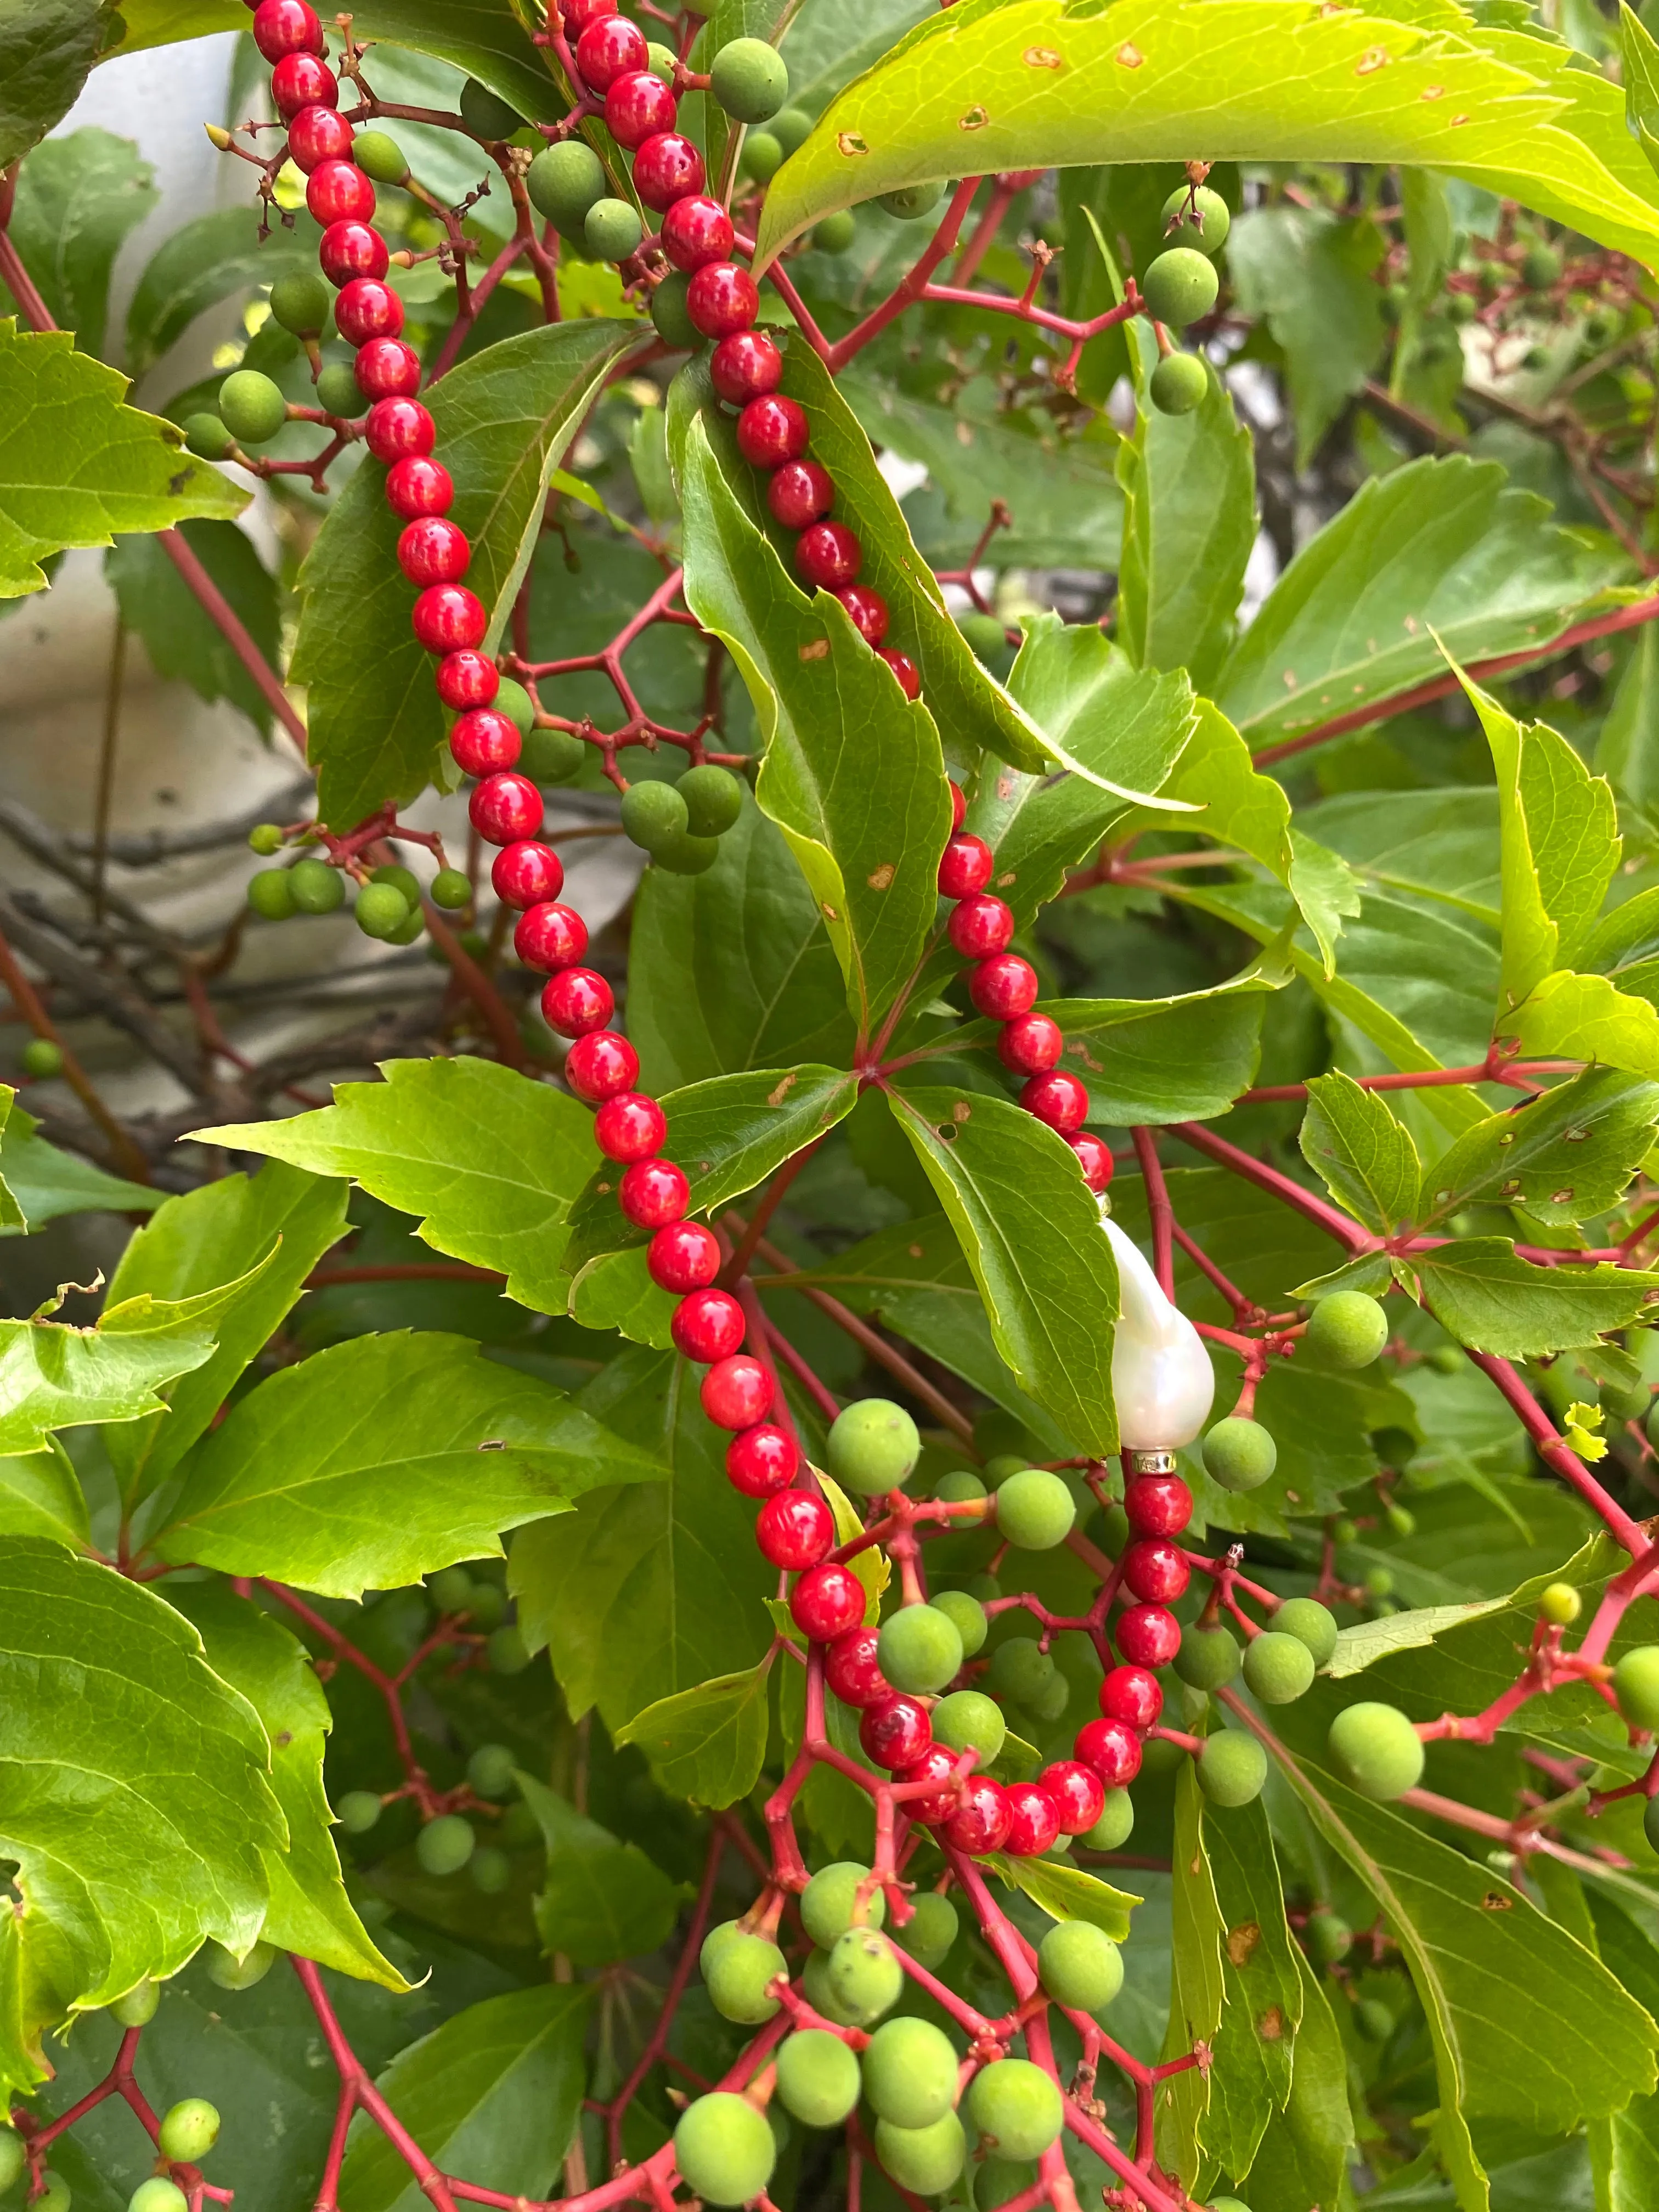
top-left (1103, 1216), bottom-right (1216, 1450)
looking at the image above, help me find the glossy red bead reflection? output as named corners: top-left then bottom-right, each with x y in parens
top-left (757, 1489), bottom-right (834, 1570)
top-left (563, 1028), bottom-right (639, 1102)
top-left (272, 52), bottom-right (336, 118)
top-left (1124, 1473), bottom-right (1193, 1537)
top-left (306, 159), bottom-right (374, 227)
top-left (824, 1627), bottom-right (887, 1708)
top-left (574, 14), bottom-right (648, 91)
top-left (618, 1156), bottom-right (687, 1228)
top-left (860, 1695), bottom-right (932, 1771)
top-left (398, 517), bottom-right (469, 585)
top-left (336, 276), bottom-right (404, 345)
top-left (1040, 1759), bottom-right (1107, 1836)
top-left (1122, 1537), bottom-right (1189, 1604)
top-left (319, 219), bottom-right (386, 285)
top-left (286, 104), bottom-right (354, 171)
top-left (670, 1286), bottom-right (744, 1362)
top-left (836, 584), bottom-right (888, 645)
top-left (1070, 1132), bottom-right (1115, 1192)
top-left (648, 1220), bottom-right (721, 1293)
top-left (710, 328), bottom-right (781, 401)
top-left (365, 397), bottom-right (434, 460)
top-left (355, 337), bottom-right (421, 400)
top-left (541, 966), bottom-right (615, 1037)
top-left (997, 1012), bottom-right (1063, 1076)
top-left (726, 1423), bottom-right (800, 1499)
top-left (448, 708), bottom-right (519, 778)
top-left (796, 521), bottom-right (861, 590)
top-left (768, 460), bottom-right (834, 531)
top-left (1001, 1782), bottom-right (1062, 1858)
top-left (938, 833), bottom-right (992, 899)
top-left (896, 1746), bottom-right (963, 1827)
top-left (687, 262), bottom-right (760, 338)
top-left (790, 1561), bottom-right (865, 1642)
top-left (388, 458), bottom-right (454, 521)
top-left (878, 648), bottom-right (921, 699)
top-left (1021, 1070), bottom-right (1090, 1133)
top-left (1074, 1717), bottom-right (1142, 1788)
top-left (736, 394), bottom-right (808, 468)
top-left (490, 838), bottom-right (562, 909)
top-left (1116, 1602), bottom-right (1181, 1668)
top-left (701, 1353), bottom-right (772, 1432)
top-left (1098, 1663), bottom-right (1163, 1733)
top-left (943, 1778), bottom-right (1009, 1856)
top-left (632, 132), bottom-right (706, 210)
top-left (663, 196), bottom-right (735, 272)
top-left (604, 70), bottom-right (678, 149)
top-left (253, 0), bottom-right (323, 60)
top-left (468, 770), bottom-right (541, 845)
top-left (949, 893), bottom-right (1014, 959)
top-left (968, 954), bottom-right (1037, 1020)
top-left (594, 1091), bottom-right (668, 1163)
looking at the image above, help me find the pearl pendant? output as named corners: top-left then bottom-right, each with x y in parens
top-left (1102, 1214), bottom-right (1215, 1453)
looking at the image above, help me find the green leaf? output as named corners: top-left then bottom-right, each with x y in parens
top-left (1116, 322), bottom-right (1256, 689)
top-left (1300, 1069), bottom-right (1421, 1233)
top-left (983, 1852), bottom-right (1138, 1943)
top-left (150, 1332), bottom-right (665, 1598)
top-left (193, 1058), bottom-right (599, 1314)
top-left (0, 1442), bottom-right (87, 1548)
top-left (678, 410), bottom-right (953, 1041)
top-left (124, 205), bottom-right (323, 375)
top-left (1199, 1792), bottom-right (1304, 2182)
top-left (1622, 2), bottom-right (1659, 180)
top-left (1326, 1597), bottom-right (1510, 1678)
top-left (887, 1080), bottom-right (1119, 1455)
top-left (0, 0), bottom-right (105, 168)
top-left (1226, 205), bottom-right (1386, 467)
top-left (613, 1651), bottom-right (774, 1810)
top-left (106, 519), bottom-right (281, 733)
top-left (101, 1161), bottom-right (350, 1513)
top-left (0, 324), bottom-right (246, 598)
top-left (337, 1983), bottom-right (592, 2212)
top-left (1238, 1950), bottom-right (1355, 2212)
top-left (1158, 1761), bottom-right (1226, 2181)
top-left (1419, 1066), bottom-right (1659, 1228)
top-left (164, 1584), bottom-right (404, 1991)
top-left (291, 319), bottom-right (639, 831)
top-left (0, 1540), bottom-right (283, 2099)
top-left (1217, 456), bottom-right (1633, 752)
top-left (1588, 1889), bottom-right (1659, 2209)
top-left (509, 1345), bottom-right (775, 1732)
top-left (752, 0), bottom-right (1659, 271)
top-left (517, 1774), bottom-right (680, 1970)
top-left (1409, 1237), bottom-right (1659, 1357)
top-left (0, 1096), bottom-right (160, 1230)
top-left (1509, 966), bottom-right (1659, 1081)
top-left (0, 1285), bottom-right (232, 1457)
top-left (1, 129), bottom-right (157, 361)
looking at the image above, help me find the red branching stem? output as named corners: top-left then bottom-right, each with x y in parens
top-left (602, 1824), bottom-right (729, 2171)
top-left (158, 530), bottom-right (309, 759)
top-left (1130, 1127), bottom-right (1176, 1299)
top-left (1466, 1352), bottom-right (1646, 1553)
top-left (0, 227), bottom-right (54, 335)
top-left (1239, 1053), bottom-right (1581, 1104)
top-left (818, 180), bottom-right (983, 372)
top-left (1169, 1119), bottom-right (1373, 1253)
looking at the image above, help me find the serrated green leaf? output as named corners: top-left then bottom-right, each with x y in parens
top-left (1300, 1069), bottom-right (1421, 1233)
top-left (1238, 1949), bottom-right (1354, 2211)
top-left (985, 1852), bottom-right (1138, 1943)
top-left (0, 0), bottom-right (105, 170)
top-left (1158, 1760), bottom-right (1225, 2180)
top-left (517, 1774), bottom-right (680, 1971)
top-left (1410, 1237), bottom-right (1659, 1357)
top-left (1509, 966), bottom-right (1659, 1081)
top-left (0, 1442), bottom-right (87, 1549)
top-left (0, 1095), bottom-right (160, 1231)
top-left (1589, 1888), bottom-right (1659, 2208)
top-left (1199, 1793), bottom-right (1303, 2181)
top-left (613, 1652), bottom-right (774, 1810)
top-left (1327, 1598), bottom-right (1510, 1678)
top-left (0, 1284), bottom-right (234, 1457)
top-left (1622, 2), bottom-right (1659, 181)
top-left (2, 128), bottom-right (157, 362)
top-left (1419, 1066), bottom-right (1659, 1229)
top-left (106, 518), bottom-right (281, 733)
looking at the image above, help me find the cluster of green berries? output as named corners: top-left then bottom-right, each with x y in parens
top-left (619, 763), bottom-right (746, 875)
top-left (1197, 1293), bottom-right (1387, 1493)
top-left (1144, 184), bottom-right (1230, 417)
top-left (245, 828), bottom-right (472, 943)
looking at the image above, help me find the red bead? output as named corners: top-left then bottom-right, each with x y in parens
top-left (449, 708), bottom-right (520, 777)
top-left (562, 0), bottom-right (614, 32)
top-left (542, 967), bottom-right (615, 1037)
top-left (604, 70), bottom-right (677, 149)
top-left (796, 521), bottom-right (861, 590)
top-left (365, 397), bottom-right (434, 461)
top-left (594, 1091), bottom-right (668, 1164)
top-left (1122, 1538), bottom-right (1189, 1604)
top-left (399, 517), bottom-right (468, 585)
top-left (702, 1353), bottom-right (772, 1432)
top-left (997, 1013), bottom-right (1061, 1076)
top-left (757, 1489), bottom-right (833, 1570)
top-left (1116, 1603), bottom-right (1181, 1669)
top-left (336, 276), bottom-right (404, 345)
top-left (648, 1221), bottom-right (721, 1292)
top-left (736, 394), bottom-right (808, 469)
top-left (790, 1561), bottom-right (865, 1643)
top-left (769, 460), bottom-right (833, 531)
top-left (823, 1626), bottom-right (886, 1707)
top-left (949, 781), bottom-right (967, 831)
top-left (949, 894), bottom-right (1014, 960)
top-left (632, 132), bottom-right (706, 211)
top-left (514, 900), bottom-right (583, 971)
top-left (896, 1745), bottom-right (964, 1827)
top-left (1125, 1474), bottom-right (1192, 1538)
top-left (286, 104), bottom-right (354, 171)
top-left (356, 336), bottom-right (421, 400)
top-left (253, 0), bottom-right (323, 60)
top-left (663, 195), bottom-right (735, 273)
top-left (1074, 1717), bottom-right (1142, 1789)
top-left (436, 646), bottom-right (494, 706)
top-left (687, 262), bottom-right (760, 339)
top-left (943, 1778), bottom-right (1010, 1856)
top-left (938, 833), bottom-right (992, 900)
top-left (574, 14), bottom-right (647, 89)
top-left (413, 583), bottom-right (487, 653)
top-left (1041, 1759), bottom-right (1106, 1837)
top-left (1002, 1781), bottom-right (1062, 1858)
top-left (671, 1286), bottom-right (744, 1363)
top-left (1099, 1664), bottom-right (1163, 1733)
top-left (272, 52), bottom-right (336, 118)
top-left (727, 1423), bottom-right (799, 1499)
top-left (491, 839), bottom-right (563, 909)
top-left (837, 584), bottom-right (888, 645)
top-left (1070, 1133), bottom-right (1115, 1192)
top-left (619, 1156), bottom-right (688, 1229)
top-left (564, 1027), bottom-right (639, 1101)
top-left (470, 771), bottom-right (543, 847)
top-left (712, 329), bottom-right (782, 403)
top-left (879, 648), bottom-right (921, 700)
top-left (388, 461), bottom-right (454, 527)
top-left (968, 953), bottom-right (1037, 1020)
top-left (318, 219), bottom-right (386, 285)
top-left (307, 159), bottom-right (375, 227)
top-left (1022, 1071), bottom-right (1090, 1133)
top-left (860, 1694), bottom-right (931, 1771)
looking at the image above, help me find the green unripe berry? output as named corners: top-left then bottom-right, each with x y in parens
top-left (268, 269), bottom-right (332, 336)
top-left (698, 1918), bottom-right (744, 1976)
top-left (711, 37), bottom-right (789, 125)
top-left (1149, 351), bottom-right (1209, 415)
top-left (206, 1939), bottom-right (275, 1990)
top-left (130, 2182), bottom-right (187, 2212)
top-left (492, 676), bottom-right (535, 737)
top-left (371, 862), bottom-right (421, 906)
top-left (1521, 241), bottom-right (1561, 290)
top-left (287, 856), bottom-right (345, 913)
top-left (467, 1742), bottom-right (517, 1798)
top-left (584, 196), bottom-right (644, 263)
top-left (861, 2016), bottom-right (957, 2128)
top-left (706, 1931), bottom-right (787, 2023)
top-left (828, 1397), bottom-right (921, 1495)
top-left (1160, 183), bottom-right (1231, 252)
top-left (673, 2094), bottom-right (776, 2208)
top-left (354, 882), bottom-right (410, 940)
top-left (645, 41), bottom-right (677, 81)
top-left (652, 829), bottom-right (721, 876)
top-left (487, 1623), bottom-right (531, 1674)
top-left (621, 778), bottom-right (688, 854)
top-left (1363, 1566), bottom-right (1395, 1602)
top-left (741, 131), bottom-right (783, 183)
top-left (315, 360), bottom-right (362, 416)
top-left (1080, 1789), bottom-right (1135, 1850)
top-left (430, 868), bottom-right (472, 910)
top-left (247, 821), bottom-right (284, 855)
top-left (826, 1927), bottom-right (903, 2022)
top-left (802, 1860), bottom-right (884, 1949)
top-left (218, 369), bottom-right (287, 445)
top-left (651, 271), bottom-right (699, 349)
top-left (111, 1977), bottom-right (160, 2027)
top-left (878, 1603), bottom-right (964, 1695)
top-left (931, 1689), bottom-right (1005, 1765)
top-left (19, 1038), bottom-right (64, 1079)
top-left (935, 1470), bottom-right (988, 1505)
top-left (460, 1580), bottom-right (506, 1629)
top-left (1139, 246), bottom-right (1218, 328)
top-left (931, 1588), bottom-right (988, 1656)
top-left (1305, 1291), bottom-right (1389, 1370)
top-left (469, 1844), bottom-right (510, 1894)
top-left (1385, 1502), bottom-right (1417, 1538)
top-left (679, 763), bottom-right (744, 837)
top-left (428, 1565), bottom-right (475, 1612)
top-left (880, 180), bottom-right (945, 221)
top-left (416, 1814), bottom-right (475, 1876)
top-left (1327, 1702), bottom-right (1424, 1799)
top-left (521, 726), bottom-right (586, 783)
top-left (957, 611), bottom-right (1007, 664)
top-left (984, 1454), bottom-right (1030, 1488)
top-left (771, 106), bottom-right (813, 155)
top-left (1201, 1417), bottom-right (1276, 1492)
top-left (1210, 2201), bottom-right (1254, 2212)
top-left (1196, 1730), bottom-right (1269, 1808)
top-left (801, 1944), bottom-right (864, 2026)
top-left (814, 210), bottom-right (856, 252)
top-left (967, 1572), bottom-right (1002, 1601)
top-left (157, 2098), bottom-right (220, 2164)
top-left (1175, 1624), bottom-right (1240, 1691)
top-left (1614, 1646), bottom-right (1659, 1731)
top-left (987, 1636), bottom-right (1054, 1704)
top-left (875, 2111), bottom-right (964, 2196)
top-left (248, 867), bottom-right (296, 921)
top-left (1645, 1795), bottom-right (1659, 1856)
top-left (337, 1790), bottom-right (382, 1833)
top-left (1305, 1909), bottom-right (1352, 1968)
top-left (1274, 1598), bottom-right (1339, 1667)
top-left (1333, 1516), bottom-right (1359, 1545)
top-left (0, 2135), bottom-right (22, 2193)
top-left (1448, 288), bottom-right (1477, 323)
top-left (352, 129), bottom-right (409, 184)
top-left (460, 77), bottom-right (524, 140)
top-left (1037, 1920), bottom-right (1122, 2012)
top-left (965, 2058), bottom-right (1063, 2159)
top-left (526, 142), bottom-right (606, 236)
top-left (774, 2030), bottom-right (861, 2128)
top-left (1243, 1630), bottom-right (1316, 1706)
top-left (499, 1802), bottom-right (540, 1847)
top-left (900, 1891), bottom-right (958, 1968)
top-left (995, 1468), bottom-right (1075, 1549)
top-left (183, 413), bottom-right (233, 459)
top-left (1355, 1997), bottom-right (1395, 2043)
top-left (1025, 1669), bottom-right (1070, 1724)
top-left (976, 2160), bottom-right (1040, 2209)
top-left (1538, 1582), bottom-right (1582, 1627)
top-left (35, 2177), bottom-right (69, 2212)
